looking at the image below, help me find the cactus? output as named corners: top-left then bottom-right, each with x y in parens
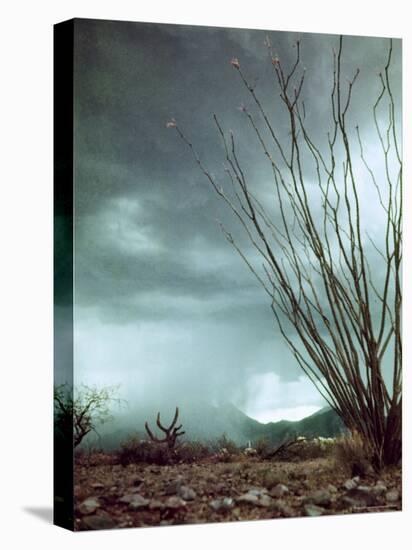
top-left (145, 406), bottom-right (185, 450)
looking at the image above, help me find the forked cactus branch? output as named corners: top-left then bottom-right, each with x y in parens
top-left (145, 406), bottom-right (185, 449)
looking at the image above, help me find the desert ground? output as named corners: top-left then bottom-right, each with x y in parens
top-left (74, 448), bottom-right (401, 530)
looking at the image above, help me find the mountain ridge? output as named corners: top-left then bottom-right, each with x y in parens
top-left (90, 401), bottom-right (345, 450)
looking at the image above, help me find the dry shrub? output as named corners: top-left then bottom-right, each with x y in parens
top-left (118, 437), bottom-right (214, 465)
top-left (175, 441), bottom-right (211, 462)
top-left (210, 434), bottom-right (241, 456)
top-left (255, 437), bottom-right (271, 458)
top-left (75, 447), bottom-right (117, 467)
top-left (333, 431), bottom-right (374, 476)
top-left (292, 438), bottom-right (335, 461)
top-left (117, 437), bottom-right (171, 465)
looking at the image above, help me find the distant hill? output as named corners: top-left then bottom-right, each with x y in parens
top-left (202, 402), bottom-right (345, 445)
top-left (86, 401), bottom-right (345, 450)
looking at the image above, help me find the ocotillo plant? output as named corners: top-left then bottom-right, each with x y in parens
top-left (171, 36), bottom-right (402, 470)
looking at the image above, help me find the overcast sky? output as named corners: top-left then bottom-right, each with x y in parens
top-left (58, 19), bottom-right (401, 422)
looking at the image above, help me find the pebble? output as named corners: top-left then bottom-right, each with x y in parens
top-left (82, 511), bottom-right (116, 530)
top-left (128, 494), bottom-right (150, 509)
top-left (270, 484), bottom-right (289, 498)
top-left (372, 483), bottom-right (387, 496)
top-left (248, 487), bottom-right (269, 496)
top-left (164, 496), bottom-right (187, 509)
top-left (118, 494), bottom-right (136, 504)
top-left (273, 499), bottom-right (294, 517)
top-left (303, 504), bottom-right (325, 517)
top-left (342, 486), bottom-right (377, 507)
top-left (78, 497), bottom-right (100, 515)
top-left (237, 489), bottom-right (272, 508)
top-left (386, 489), bottom-right (400, 503)
top-left (343, 479), bottom-right (358, 491)
top-left (148, 499), bottom-right (165, 510)
top-left (209, 497), bottom-right (235, 512)
top-left (164, 479), bottom-right (184, 495)
top-left (178, 485), bottom-right (197, 501)
top-left (261, 471), bottom-right (285, 490)
top-left (308, 489), bottom-right (332, 507)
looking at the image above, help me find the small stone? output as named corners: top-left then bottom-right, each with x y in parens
top-left (237, 493), bottom-right (259, 505)
top-left (78, 497), bottom-right (100, 515)
top-left (357, 484), bottom-right (371, 490)
top-left (327, 484), bottom-right (337, 494)
top-left (210, 499), bottom-right (222, 512)
top-left (342, 486), bottom-right (377, 507)
top-left (237, 490), bottom-right (272, 508)
top-left (128, 494), bottom-right (150, 509)
top-left (149, 499), bottom-right (165, 510)
top-left (118, 494), bottom-right (135, 504)
top-left (372, 483), bottom-right (387, 496)
top-left (261, 470), bottom-right (285, 490)
top-left (178, 485), bottom-right (197, 501)
top-left (248, 487), bottom-right (269, 496)
top-left (385, 489), bottom-right (400, 503)
top-left (257, 494), bottom-right (272, 507)
top-left (222, 497), bottom-right (235, 508)
top-left (164, 496), bottom-right (187, 509)
top-left (270, 484), bottom-right (289, 498)
top-left (164, 479), bottom-right (183, 495)
top-left (209, 497), bottom-right (234, 512)
top-left (343, 479), bottom-right (358, 491)
top-left (304, 504), bottom-right (325, 517)
top-left (340, 496), bottom-right (360, 508)
top-left (91, 482), bottom-right (104, 490)
top-left (82, 511), bottom-right (116, 530)
top-left (309, 489), bottom-right (332, 507)
top-left (273, 499), bottom-right (294, 517)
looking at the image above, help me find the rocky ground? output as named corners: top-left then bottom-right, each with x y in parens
top-left (74, 455), bottom-right (401, 530)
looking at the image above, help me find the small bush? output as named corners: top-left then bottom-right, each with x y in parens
top-left (117, 437), bottom-right (171, 466)
top-left (174, 441), bottom-right (211, 462)
top-left (211, 434), bottom-right (241, 455)
top-left (254, 437), bottom-right (272, 458)
top-left (75, 447), bottom-right (117, 466)
top-left (293, 438), bottom-right (335, 460)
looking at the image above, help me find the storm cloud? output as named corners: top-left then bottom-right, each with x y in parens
top-left (65, 19), bottom-right (401, 421)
